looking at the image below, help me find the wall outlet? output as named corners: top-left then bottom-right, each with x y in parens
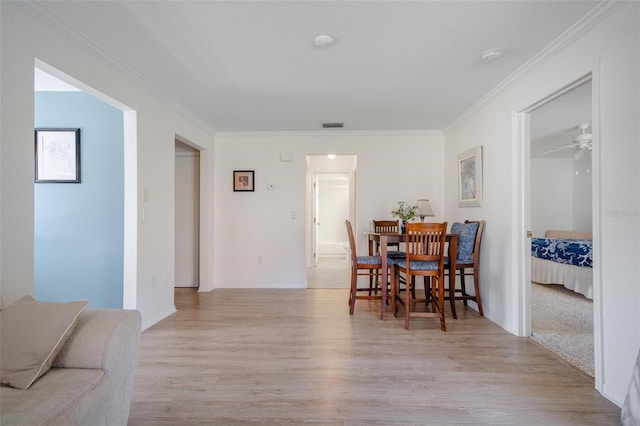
top-left (257, 256), bottom-right (263, 264)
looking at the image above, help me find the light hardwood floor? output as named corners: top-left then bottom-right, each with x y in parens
top-left (129, 288), bottom-right (620, 425)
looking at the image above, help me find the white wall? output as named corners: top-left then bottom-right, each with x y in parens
top-left (444, 2), bottom-right (639, 405)
top-left (573, 154), bottom-right (593, 232)
top-left (0, 3), bottom-right (215, 329)
top-left (213, 131), bottom-right (444, 288)
top-left (531, 158), bottom-right (574, 237)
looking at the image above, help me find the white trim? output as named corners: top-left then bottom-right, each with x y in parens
top-left (141, 306), bottom-right (177, 332)
top-left (591, 60), bottom-right (604, 395)
top-left (512, 111), bottom-right (530, 337)
top-left (123, 111), bottom-right (138, 310)
top-left (217, 130), bottom-right (442, 138)
top-left (445, 0), bottom-right (626, 133)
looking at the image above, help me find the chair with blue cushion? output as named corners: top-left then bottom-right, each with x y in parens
top-left (444, 220), bottom-right (485, 319)
top-left (370, 220), bottom-right (405, 295)
top-left (390, 221), bottom-right (448, 331)
top-left (372, 220), bottom-right (402, 252)
top-left (345, 220), bottom-right (383, 315)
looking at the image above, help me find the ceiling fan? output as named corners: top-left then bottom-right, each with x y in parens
top-left (537, 123), bottom-right (592, 159)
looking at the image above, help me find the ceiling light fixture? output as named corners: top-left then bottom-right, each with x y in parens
top-left (314, 34), bottom-right (334, 48)
top-left (327, 154), bottom-right (336, 160)
top-left (481, 48), bottom-right (503, 63)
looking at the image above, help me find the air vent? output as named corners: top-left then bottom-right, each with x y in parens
top-left (322, 122), bottom-right (344, 129)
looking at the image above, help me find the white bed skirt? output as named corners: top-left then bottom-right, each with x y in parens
top-left (622, 347), bottom-right (640, 425)
top-left (531, 256), bottom-right (593, 299)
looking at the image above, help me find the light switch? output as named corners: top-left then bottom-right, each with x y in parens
top-left (280, 152), bottom-right (293, 162)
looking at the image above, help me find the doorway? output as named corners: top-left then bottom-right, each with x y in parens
top-left (306, 155), bottom-right (356, 289)
top-left (33, 63), bottom-right (136, 309)
top-left (174, 140), bottom-right (200, 288)
top-left (515, 73), bottom-right (602, 387)
top-left (529, 80), bottom-right (594, 377)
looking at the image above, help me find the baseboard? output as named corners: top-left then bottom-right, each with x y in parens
top-left (141, 305), bottom-right (177, 331)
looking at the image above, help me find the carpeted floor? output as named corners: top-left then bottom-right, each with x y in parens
top-left (531, 282), bottom-right (594, 377)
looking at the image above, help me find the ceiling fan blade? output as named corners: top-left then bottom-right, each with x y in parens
top-left (536, 144), bottom-right (575, 156)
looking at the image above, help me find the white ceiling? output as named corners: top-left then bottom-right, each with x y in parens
top-left (32, 0), bottom-right (599, 132)
top-left (530, 81), bottom-right (592, 158)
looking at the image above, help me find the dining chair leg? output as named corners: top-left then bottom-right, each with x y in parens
top-left (404, 278), bottom-right (411, 330)
top-left (437, 274), bottom-right (446, 331)
top-left (460, 271), bottom-right (469, 307)
top-left (349, 270), bottom-right (357, 315)
top-left (390, 265), bottom-right (398, 317)
top-left (422, 277), bottom-right (431, 306)
top-left (473, 269), bottom-right (484, 316)
top-left (426, 277), bottom-right (435, 314)
top-left (411, 276), bottom-right (416, 300)
top-left (449, 271), bottom-right (458, 320)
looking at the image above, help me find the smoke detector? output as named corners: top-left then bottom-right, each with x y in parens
top-left (481, 48), bottom-right (503, 63)
top-left (314, 34), bottom-right (334, 48)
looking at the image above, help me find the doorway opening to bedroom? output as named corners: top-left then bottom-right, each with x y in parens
top-left (529, 79), bottom-right (594, 378)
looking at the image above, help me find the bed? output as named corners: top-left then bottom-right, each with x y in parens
top-left (531, 230), bottom-right (593, 299)
top-left (623, 346), bottom-right (640, 425)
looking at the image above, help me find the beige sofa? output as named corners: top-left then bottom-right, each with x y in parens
top-left (1, 309), bottom-right (141, 425)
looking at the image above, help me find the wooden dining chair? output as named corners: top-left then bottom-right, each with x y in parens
top-left (345, 220), bottom-right (383, 315)
top-left (372, 220), bottom-right (401, 251)
top-left (390, 222), bottom-right (448, 331)
top-left (370, 219), bottom-right (405, 294)
top-left (444, 220), bottom-right (485, 319)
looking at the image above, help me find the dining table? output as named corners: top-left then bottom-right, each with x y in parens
top-left (367, 230), bottom-right (457, 320)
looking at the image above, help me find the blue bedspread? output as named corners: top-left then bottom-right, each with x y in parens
top-left (531, 238), bottom-right (592, 268)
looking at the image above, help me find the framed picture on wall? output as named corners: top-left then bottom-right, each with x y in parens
top-left (457, 145), bottom-right (482, 207)
top-left (35, 128), bottom-right (81, 183)
top-left (233, 170), bottom-right (255, 192)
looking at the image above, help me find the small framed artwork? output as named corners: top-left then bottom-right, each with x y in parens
top-left (35, 128), bottom-right (81, 183)
top-left (457, 145), bottom-right (483, 207)
top-left (233, 170), bottom-right (255, 192)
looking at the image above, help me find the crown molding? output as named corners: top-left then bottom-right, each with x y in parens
top-left (216, 129), bottom-right (443, 138)
top-left (444, 0), bottom-right (627, 133)
top-left (18, 1), bottom-right (218, 137)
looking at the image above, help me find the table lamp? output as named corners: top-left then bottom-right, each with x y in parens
top-left (417, 199), bottom-right (435, 222)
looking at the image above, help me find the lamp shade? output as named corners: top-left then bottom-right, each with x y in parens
top-left (417, 199), bottom-right (435, 217)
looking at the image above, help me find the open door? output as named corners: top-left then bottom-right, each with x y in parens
top-left (312, 174), bottom-right (320, 267)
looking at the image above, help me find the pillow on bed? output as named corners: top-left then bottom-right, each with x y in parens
top-left (545, 230), bottom-right (592, 240)
top-left (0, 295), bottom-right (88, 389)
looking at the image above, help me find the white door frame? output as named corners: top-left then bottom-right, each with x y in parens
top-left (305, 155), bottom-right (357, 269)
top-left (513, 72), bottom-right (603, 391)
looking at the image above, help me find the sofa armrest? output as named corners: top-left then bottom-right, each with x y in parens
top-left (53, 309), bottom-right (142, 425)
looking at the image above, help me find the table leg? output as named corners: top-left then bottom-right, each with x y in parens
top-left (380, 235), bottom-right (388, 320)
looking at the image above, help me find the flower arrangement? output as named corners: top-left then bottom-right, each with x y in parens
top-left (391, 201), bottom-right (418, 221)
